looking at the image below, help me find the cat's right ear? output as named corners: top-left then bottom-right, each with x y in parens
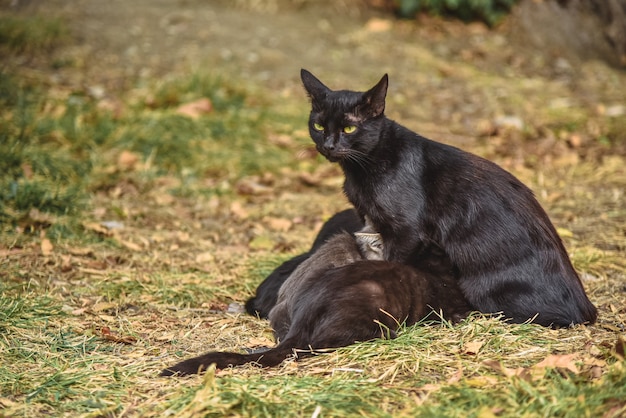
top-left (301, 69), bottom-right (330, 102)
top-left (361, 74), bottom-right (388, 118)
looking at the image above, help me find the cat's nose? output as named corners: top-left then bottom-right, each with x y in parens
top-left (322, 140), bottom-right (335, 151)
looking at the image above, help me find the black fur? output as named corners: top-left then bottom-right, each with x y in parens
top-left (161, 253), bottom-right (470, 376)
top-left (244, 209), bottom-right (363, 318)
top-left (300, 69), bottom-right (597, 328)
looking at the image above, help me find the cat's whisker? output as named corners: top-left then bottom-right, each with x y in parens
top-left (340, 148), bottom-right (372, 169)
top-left (294, 145), bottom-right (318, 161)
top-left (348, 148), bottom-right (374, 162)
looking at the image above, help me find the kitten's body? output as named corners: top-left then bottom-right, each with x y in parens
top-left (245, 209), bottom-right (363, 318)
top-left (268, 230), bottom-right (384, 339)
top-left (301, 69), bottom-right (597, 327)
top-left (161, 232), bottom-right (469, 376)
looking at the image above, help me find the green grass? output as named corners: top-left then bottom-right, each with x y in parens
top-left (164, 370), bottom-right (406, 417)
top-left (1, 10), bottom-right (625, 418)
top-left (0, 14), bottom-right (68, 53)
top-left (156, 317), bottom-right (626, 417)
top-left (394, 0), bottom-right (519, 26)
top-left (0, 67), bottom-right (304, 246)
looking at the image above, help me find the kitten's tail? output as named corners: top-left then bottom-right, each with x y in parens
top-left (159, 338), bottom-right (300, 376)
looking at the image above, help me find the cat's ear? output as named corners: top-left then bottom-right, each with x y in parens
top-left (360, 74), bottom-right (388, 118)
top-left (301, 69), bottom-right (331, 102)
top-left (355, 232), bottom-right (384, 260)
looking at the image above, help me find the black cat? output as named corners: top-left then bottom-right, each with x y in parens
top-left (300, 69), bottom-right (597, 328)
top-left (245, 209), bottom-right (363, 319)
top-left (161, 232), bottom-right (469, 376)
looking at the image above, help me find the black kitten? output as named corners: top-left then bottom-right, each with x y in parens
top-left (267, 228), bottom-right (385, 340)
top-left (161, 232), bottom-right (469, 376)
top-left (245, 209), bottom-right (363, 318)
top-left (300, 69), bottom-right (597, 328)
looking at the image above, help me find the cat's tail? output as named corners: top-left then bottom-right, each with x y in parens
top-left (159, 338), bottom-right (300, 376)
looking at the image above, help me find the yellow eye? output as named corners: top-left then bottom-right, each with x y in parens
top-left (343, 125), bottom-right (357, 134)
top-left (313, 123), bottom-right (324, 131)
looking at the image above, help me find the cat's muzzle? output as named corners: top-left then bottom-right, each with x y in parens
top-left (318, 145), bottom-right (346, 162)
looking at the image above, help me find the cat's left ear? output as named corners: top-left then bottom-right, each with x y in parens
top-left (301, 69), bottom-right (331, 102)
top-left (360, 74), bottom-right (388, 118)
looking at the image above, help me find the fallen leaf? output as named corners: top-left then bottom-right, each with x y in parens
top-left (230, 201), bottom-right (249, 220)
top-left (61, 255), bottom-right (72, 272)
top-left (482, 360), bottom-right (519, 378)
top-left (365, 18), bottom-right (392, 33)
top-left (98, 314), bottom-right (117, 322)
top-left (465, 376), bottom-right (499, 387)
top-left (21, 163), bottom-right (33, 179)
top-left (268, 133), bottom-right (294, 147)
top-left (248, 336), bottom-right (274, 346)
top-left (0, 248), bottom-right (25, 257)
top-left (78, 267), bottom-right (107, 276)
top-left (115, 238), bottom-right (143, 252)
top-left (153, 192), bottom-right (175, 205)
top-left (463, 340), bottom-right (484, 355)
top-left (71, 308), bottom-right (88, 315)
top-left (100, 326), bottom-right (137, 345)
top-left (298, 172), bottom-right (322, 186)
top-left (155, 333), bottom-right (176, 342)
top-left (236, 177), bottom-right (272, 195)
top-left (447, 367), bottom-right (463, 384)
top-left (84, 259), bottom-right (109, 270)
top-left (92, 302), bottom-right (117, 312)
top-left (534, 353), bottom-right (579, 374)
top-left (482, 360), bottom-right (537, 382)
top-left (67, 247), bottom-right (94, 256)
top-left (567, 133), bottom-right (583, 148)
top-left (41, 238), bottom-right (53, 256)
top-left (117, 150), bottom-right (140, 171)
top-left (195, 252), bottom-right (215, 263)
top-left (83, 222), bottom-right (114, 236)
top-left (265, 217), bottom-right (292, 232)
top-left (207, 302), bottom-right (228, 312)
top-left (586, 366), bottom-right (603, 379)
top-left (176, 231), bottom-right (190, 242)
top-left (615, 335), bottom-right (626, 360)
top-left (176, 98), bottom-right (212, 119)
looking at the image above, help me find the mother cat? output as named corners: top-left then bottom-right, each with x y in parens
top-left (301, 69), bottom-right (597, 327)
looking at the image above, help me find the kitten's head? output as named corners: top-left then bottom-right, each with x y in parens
top-left (354, 232), bottom-right (384, 261)
top-left (300, 69), bottom-right (388, 163)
